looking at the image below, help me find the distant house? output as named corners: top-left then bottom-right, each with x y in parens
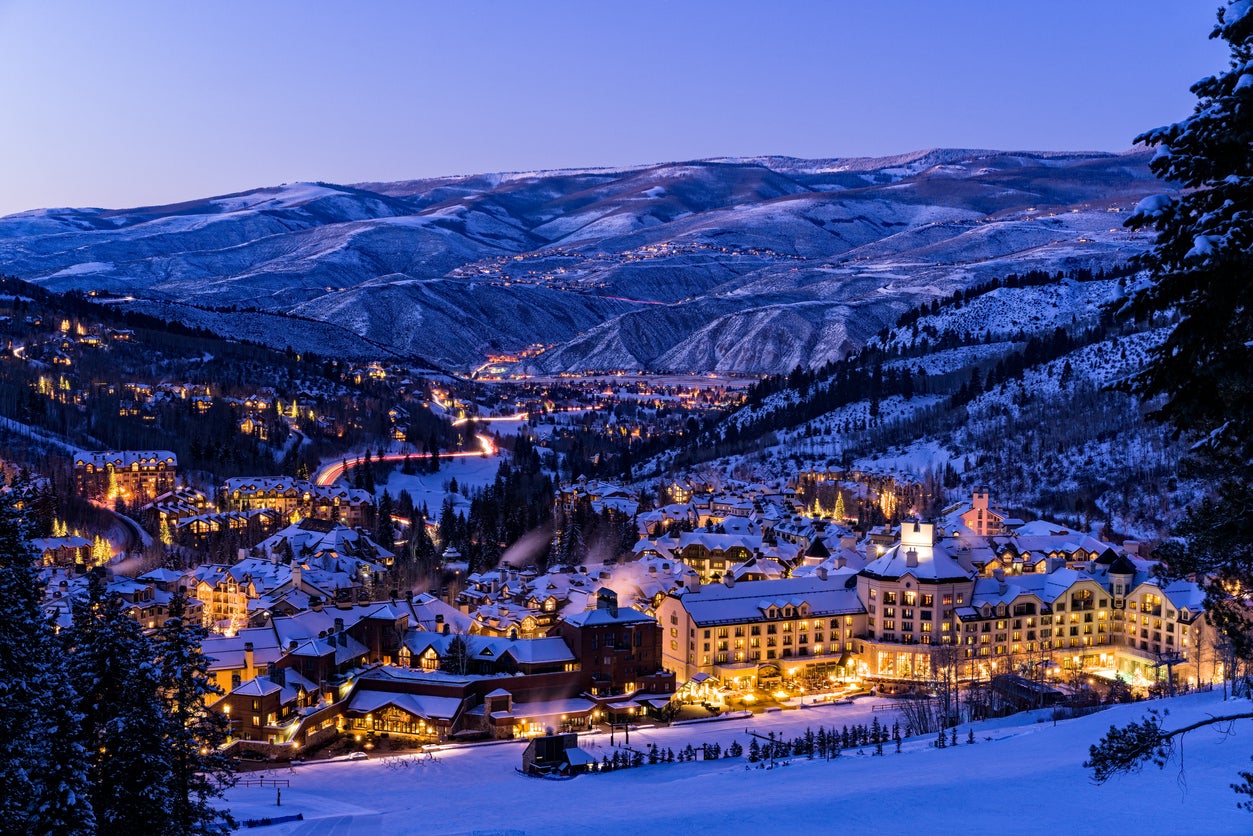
top-left (74, 450), bottom-right (177, 504)
top-left (31, 535), bottom-right (92, 568)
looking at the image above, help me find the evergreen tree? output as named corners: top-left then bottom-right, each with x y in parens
top-left (155, 592), bottom-right (237, 835)
top-left (375, 490), bottom-right (396, 551)
top-left (1091, 3), bottom-right (1253, 805)
top-left (0, 479), bottom-right (94, 835)
top-left (69, 571), bottom-right (175, 834)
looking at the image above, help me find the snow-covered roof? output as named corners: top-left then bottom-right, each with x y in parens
top-left (678, 574), bottom-right (863, 627)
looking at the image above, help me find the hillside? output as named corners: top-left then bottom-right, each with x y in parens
top-left (223, 690), bottom-right (1253, 835)
top-left (642, 269), bottom-right (1189, 539)
top-left (0, 150), bottom-right (1165, 373)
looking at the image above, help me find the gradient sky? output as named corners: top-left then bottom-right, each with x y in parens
top-left (0, 0), bottom-right (1228, 216)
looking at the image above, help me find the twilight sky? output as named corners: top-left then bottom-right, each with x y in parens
top-left (0, 0), bottom-right (1227, 216)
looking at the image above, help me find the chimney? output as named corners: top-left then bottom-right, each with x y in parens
top-left (992, 567), bottom-right (1005, 583)
top-left (1123, 540), bottom-right (1140, 556)
top-left (310, 595), bottom-right (323, 612)
top-left (442, 622), bottom-right (450, 635)
top-left (905, 549), bottom-right (918, 568)
top-left (289, 640), bottom-right (299, 651)
top-left (333, 617), bottom-right (345, 633)
top-left (243, 642), bottom-right (254, 671)
top-left (292, 562), bottom-right (302, 588)
top-left (435, 613), bottom-right (445, 627)
top-left (840, 536), bottom-right (857, 551)
top-left (816, 566), bottom-right (828, 581)
top-left (723, 574), bottom-right (735, 588)
top-left (596, 588), bottom-right (620, 617)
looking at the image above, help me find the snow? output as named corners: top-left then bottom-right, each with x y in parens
top-left (1226, 0), bottom-right (1253, 30)
top-left (1133, 193), bottom-right (1172, 218)
top-left (224, 690), bottom-right (1253, 834)
top-left (44, 261), bottom-right (113, 278)
top-left (376, 455), bottom-right (504, 515)
top-left (1186, 235), bottom-right (1217, 259)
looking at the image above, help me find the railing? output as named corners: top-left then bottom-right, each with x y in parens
top-left (235, 778), bottom-right (290, 788)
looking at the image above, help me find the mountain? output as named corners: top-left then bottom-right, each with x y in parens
top-left (0, 150), bottom-right (1166, 373)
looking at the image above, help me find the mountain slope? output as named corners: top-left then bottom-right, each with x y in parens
top-left (0, 150), bottom-right (1167, 372)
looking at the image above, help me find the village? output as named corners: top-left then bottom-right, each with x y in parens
top-left (30, 417), bottom-right (1219, 768)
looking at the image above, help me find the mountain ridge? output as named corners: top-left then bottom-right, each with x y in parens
top-left (0, 148), bottom-right (1165, 373)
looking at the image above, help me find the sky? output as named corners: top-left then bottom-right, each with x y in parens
top-left (0, 0), bottom-right (1229, 216)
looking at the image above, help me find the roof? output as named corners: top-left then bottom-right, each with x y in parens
top-left (346, 689), bottom-right (463, 721)
top-left (75, 450), bottom-right (177, 468)
top-left (862, 540), bottom-right (972, 583)
top-left (678, 574), bottom-right (864, 626)
top-left (561, 605), bottom-right (654, 628)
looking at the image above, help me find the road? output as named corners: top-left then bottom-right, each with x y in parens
top-left (313, 434), bottom-right (498, 487)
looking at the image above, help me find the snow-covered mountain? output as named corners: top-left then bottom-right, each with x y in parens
top-left (0, 150), bottom-right (1164, 372)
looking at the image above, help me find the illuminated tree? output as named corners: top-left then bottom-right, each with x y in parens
top-left (90, 534), bottom-right (111, 568)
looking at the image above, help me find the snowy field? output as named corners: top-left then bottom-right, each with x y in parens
top-left (225, 690), bottom-right (1253, 834)
top-left (376, 455), bottom-right (503, 515)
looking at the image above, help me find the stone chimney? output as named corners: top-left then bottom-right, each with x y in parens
top-left (816, 566), bottom-right (828, 581)
top-left (905, 549), bottom-right (919, 568)
top-left (333, 617), bottom-right (345, 633)
top-left (291, 561), bottom-right (302, 589)
top-left (596, 587), bottom-right (620, 617)
top-left (723, 573), bottom-right (735, 588)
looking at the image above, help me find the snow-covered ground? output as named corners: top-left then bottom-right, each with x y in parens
top-left (225, 690), bottom-right (1253, 834)
top-left (376, 455), bottom-right (503, 515)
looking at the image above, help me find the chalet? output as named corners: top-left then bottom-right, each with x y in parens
top-left (30, 535), bottom-right (92, 568)
top-left (74, 450), bottom-right (177, 504)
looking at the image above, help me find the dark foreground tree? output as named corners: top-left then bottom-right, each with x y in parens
top-left (0, 478), bottom-right (94, 836)
top-left (155, 591), bottom-right (237, 835)
top-left (1091, 0), bottom-right (1253, 805)
top-left (69, 571), bottom-right (176, 834)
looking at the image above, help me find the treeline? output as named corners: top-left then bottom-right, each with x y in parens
top-left (1, 484), bottom-right (234, 834)
top-left (670, 266), bottom-right (1137, 471)
top-left (437, 435), bottom-right (556, 573)
top-left (889, 264), bottom-right (1134, 332)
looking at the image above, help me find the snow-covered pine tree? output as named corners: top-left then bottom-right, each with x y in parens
top-left (1091, 1), bottom-right (1253, 806)
top-left (69, 570), bottom-right (176, 834)
top-left (0, 477), bottom-right (94, 835)
top-left (155, 591), bottom-right (237, 835)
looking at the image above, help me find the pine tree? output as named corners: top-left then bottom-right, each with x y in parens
top-left (69, 570), bottom-right (176, 834)
top-left (1090, 2), bottom-right (1253, 805)
top-left (155, 592), bottom-right (237, 835)
top-left (0, 478), bottom-right (94, 835)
